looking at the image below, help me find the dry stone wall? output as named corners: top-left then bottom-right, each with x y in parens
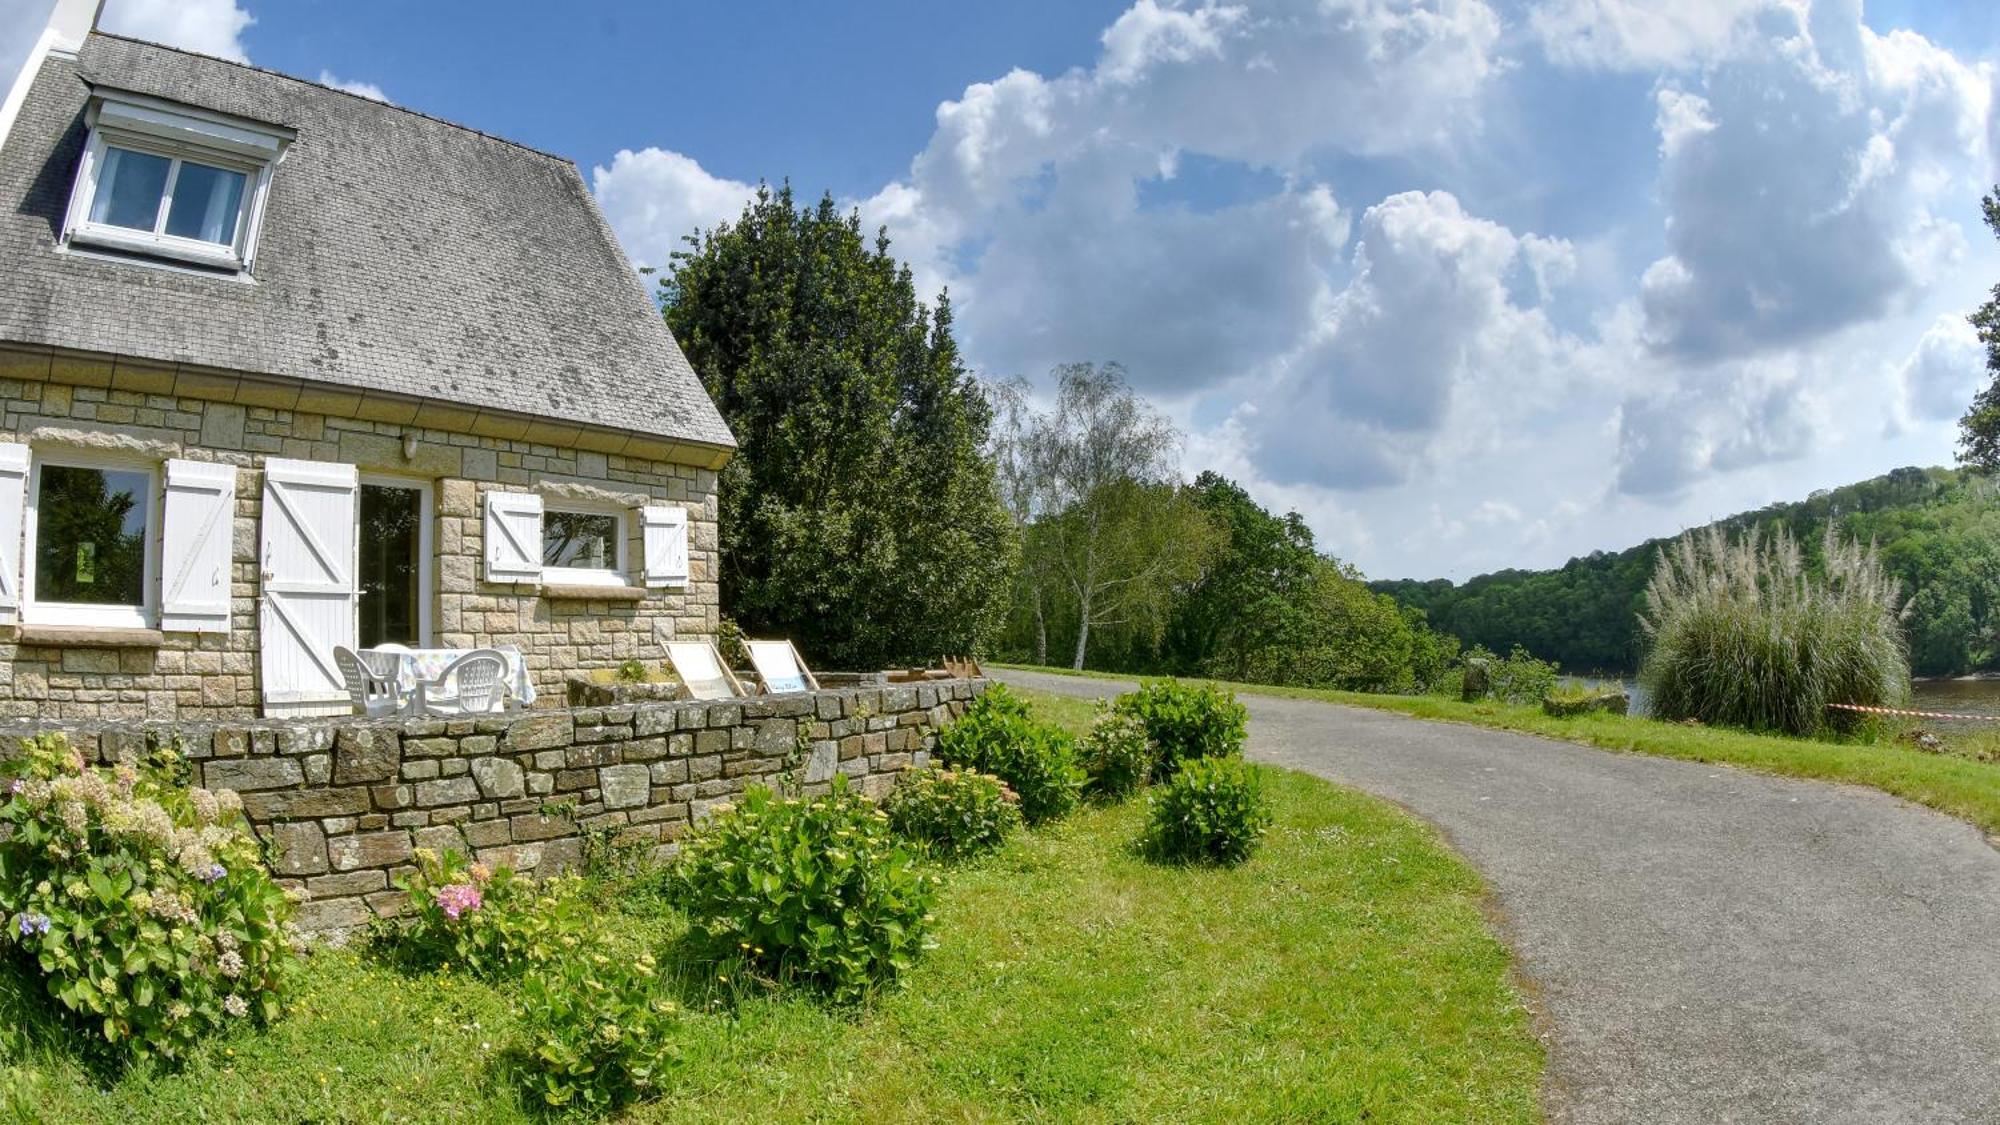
top-left (1, 679), bottom-right (986, 933)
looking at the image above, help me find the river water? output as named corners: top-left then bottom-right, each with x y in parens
top-left (1569, 677), bottom-right (2000, 722)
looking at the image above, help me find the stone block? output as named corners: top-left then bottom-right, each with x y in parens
top-left (415, 777), bottom-right (480, 807)
top-left (414, 824), bottom-right (466, 855)
top-left (327, 830), bottom-right (413, 872)
top-left (804, 740), bottom-right (838, 784)
top-left (334, 727), bottom-right (400, 783)
top-left (470, 757), bottom-right (525, 799)
top-left (205, 756), bottom-right (303, 792)
top-left (505, 712), bottom-right (573, 752)
top-left (510, 812), bottom-right (573, 842)
top-left (268, 822), bottom-right (328, 875)
top-left (599, 764), bottom-right (650, 809)
top-left (294, 897), bottom-right (371, 934)
top-left (306, 870), bottom-right (387, 897)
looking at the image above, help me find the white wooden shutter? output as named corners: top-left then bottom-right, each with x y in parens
top-left (258, 459), bottom-right (358, 714)
top-left (160, 459), bottom-right (237, 633)
top-left (641, 505), bottom-right (689, 588)
top-left (484, 491), bottom-right (543, 584)
top-left (0, 444), bottom-right (26, 625)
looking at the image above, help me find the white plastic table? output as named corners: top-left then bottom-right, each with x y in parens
top-left (377, 645), bottom-right (535, 710)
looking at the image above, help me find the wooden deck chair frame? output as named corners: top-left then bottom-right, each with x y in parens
top-left (656, 626), bottom-right (746, 700)
top-left (745, 639), bottom-right (820, 695)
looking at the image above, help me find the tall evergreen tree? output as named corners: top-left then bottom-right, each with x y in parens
top-left (664, 185), bottom-right (1014, 669)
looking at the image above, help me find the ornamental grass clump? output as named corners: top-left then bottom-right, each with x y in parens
top-left (881, 766), bottom-right (1021, 860)
top-left (1079, 702), bottom-right (1155, 801)
top-left (1639, 526), bottom-right (1910, 736)
top-left (1140, 757), bottom-right (1271, 867)
top-left (934, 686), bottom-right (1084, 824)
top-left (0, 734), bottom-right (297, 1062)
top-left (377, 847), bottom-right (588, 979)
top-left (1114, 680), bottom-right (1248, 779)
top-left (515, 949), bottom-right (685, 1116)
top-left (666, 775), bottom-right (936, 1003)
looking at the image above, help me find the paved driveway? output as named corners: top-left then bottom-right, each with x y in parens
top-left (996, 668), bottom-right (2000, 1124)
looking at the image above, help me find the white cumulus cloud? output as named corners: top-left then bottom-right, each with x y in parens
top-left (100, 0), bottom-right (252, 62)
top-left (1895, 313), bottom-right (1987, 427)
top-left (589, 148), bottom-right (760, 271)
top-left (318, 70), bottom-right (388, 103)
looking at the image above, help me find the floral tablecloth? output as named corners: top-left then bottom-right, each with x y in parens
top-left (375, 645), bottom-right (535, 708)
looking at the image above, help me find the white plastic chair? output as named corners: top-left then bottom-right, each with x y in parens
top-left (661, 640), bottom-right (746, 700)
top-left (745, 639), bottom-right (819, 695)
top-left (335, 645), bottom-right (403, 718)
top-left (414, 649), bottom-right (510, 716)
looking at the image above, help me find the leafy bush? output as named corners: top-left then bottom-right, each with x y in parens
top-left (615, 659), bottom-right (647, 683)
top-left (0, 734), bottom-right (297, 1062)
top-left (1078, 703), bottom-right (1154, 801)
top-left (1640, 526), bottom-right (1909, 735)
top-left (379, 848), bottom-right (587, 979)
top-left (1140, 757), bottom-right (1272, 867)
top-left (666, 775), bottom-right (936, 1003)
top-left (934, 686), bottom-right (1084, 823)
top-left (1114, 680), bottom-right (1247, 779)
top-left (881, 766), bottom-right (1020, 860)
top-left (515, 948), bottom-right (683, 1115)
top-left (1449, 645), bottom-right (1561, 705)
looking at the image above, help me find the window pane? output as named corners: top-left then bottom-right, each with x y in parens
top-left (35, 465), bottom-right (149, 607)
top-left (88, 146), bottom-right (171, 231)
top-left (359, 484), bottom-right (422, 647)
top-left (163, 161), bottom-right (246, 245)
top-left (543, 511), bottom-right (618, 571)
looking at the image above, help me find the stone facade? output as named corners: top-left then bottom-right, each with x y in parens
top-left (0, 345), bottom-right (724, 721)
top-left (3, 678), bottom-right (987, 933)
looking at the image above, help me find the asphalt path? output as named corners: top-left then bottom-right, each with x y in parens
top-left (995, 668), bottom-right (2000, 1124)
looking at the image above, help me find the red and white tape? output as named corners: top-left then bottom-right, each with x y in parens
top-left (1826, 702), bottom-right (2000, 722)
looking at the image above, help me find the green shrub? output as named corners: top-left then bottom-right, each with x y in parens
top-left (378, 848), bottom-right (587, 979)
top-left (1140, 757), bottom-right (1272, 867)
top-left (666, 775), bottom-right (936, 1003)
top-left (515, 948), bottom-right (683, 1115)
top-left (1450, 645), bottom-right (1561, 705)
top-left (1079, 703), bottom-right (1154, 801)
top-left (881, 766), bottom-right (1020, 860)
top-left (1639, 526), bottom-right (1909, 735)
top-left (615, 659), bottom-right (647, 683)
top-left (1114, 680), bottom-right (1247, 778)
top-left (935, 686), bottom-right (1084, 823)
top-left (0, 734), bottom-right (298, 1062)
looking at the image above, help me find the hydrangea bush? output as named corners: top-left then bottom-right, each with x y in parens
top-left (934, 686), bottom-right (1084, 824)
top-left (0, 734), bottom-right (296, 1061)
top-left (881, 766), bottom-right (1020, 860)
top-left (380, 848), bottom-right (587, 979)
top-left (1140, 756), bottom-right (1272, 867)
top-left (667, 775), bottom-right (936, 1003)
top-left (515, 949), bottom-right (684, 1115)
top-left (1078, 703), bottom-right (1155, 801)
top-left (1114, 680), bottom-right (1248, 779)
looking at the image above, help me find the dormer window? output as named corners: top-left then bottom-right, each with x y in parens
top-left (63, 90), bottom-right (291, 272)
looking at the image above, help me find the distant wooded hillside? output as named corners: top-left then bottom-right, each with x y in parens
top-left (1373, 467), bottom-right (2000, 677)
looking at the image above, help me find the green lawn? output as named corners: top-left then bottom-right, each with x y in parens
top-left (1000, 663), bottom-right (2000, 839)
top-left (0, 688), bottom-right (1542, 1123)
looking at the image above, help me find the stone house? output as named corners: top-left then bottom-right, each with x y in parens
top-left (0, 2), bottom-right (735, 721)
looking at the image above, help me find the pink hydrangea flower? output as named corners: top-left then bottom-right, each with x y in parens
top-left (433, 882), bottom-right (482, 920)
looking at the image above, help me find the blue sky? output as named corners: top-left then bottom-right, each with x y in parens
top-left (6, 0), bottom-right (2000, 581)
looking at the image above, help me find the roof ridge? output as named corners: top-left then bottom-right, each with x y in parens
top-left (85, 29), bottom-right (578, 168)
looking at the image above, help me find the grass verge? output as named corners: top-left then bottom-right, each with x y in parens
top-left (997, 663), bottom-right (2000, 839)
top-left (0, 689), bottom-right (1542, 1123)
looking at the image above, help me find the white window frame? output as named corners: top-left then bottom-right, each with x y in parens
top-left (61, 91), bottom-right (289, 272)
top-left (22, 452), bottom-right (161, 630)
top-left (357, 474), bottom-right (434, 647)
top-left (541, 501), bottom-right (629, 588)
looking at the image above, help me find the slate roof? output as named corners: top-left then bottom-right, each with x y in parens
top-left (0, 33), bottom-right (734, 453)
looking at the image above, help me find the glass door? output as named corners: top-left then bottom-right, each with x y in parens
top-left (357, 477), bottom-right (431, 648)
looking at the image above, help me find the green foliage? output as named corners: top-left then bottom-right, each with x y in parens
top-left (666, 775), bottom-right (936, 1003)
top-left (0, 734), bottom-right (297, 1063)
top-left (1639, 526), bottom-right (1910, 735)
top-left (933, 685), bottom-right (1085, 823)
top-left (614, 659), bottom-right (647, 684)
top-left (1453, 644), bottom-right (1561, 705)
top-left (1140, 757), bottom-right (1271, 866)
top-left (1115, 679), bottom-right (1248, 778)
top-left (378, 848), bottom-right (587, 979)
top-left (1078, 702), bottom-right (1155, 801)
top-left (665, 184), bottom-right (1016, 669)
top-left (1958, 188), bottom-right (2000, 472)
top-left (881, 766), bottom-right (1021, 860)
top-left (514, 948), bottom-right (683, 1116)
